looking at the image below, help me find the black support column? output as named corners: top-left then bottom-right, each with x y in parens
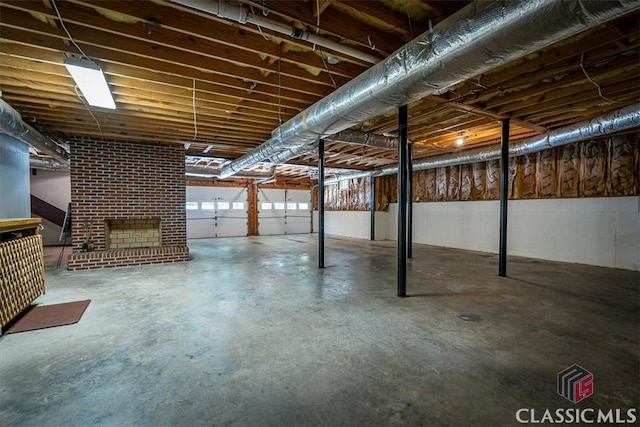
top-left (498, 119), bottom-right (510, 277)
top-left (318, 138), bottom-right (325, 269)
top-left (370, 175), bottom-right (376, 241)
top-left (407, 142), bottom-right (413, 259)
top-left (397, 105), bottom-right (408, 297)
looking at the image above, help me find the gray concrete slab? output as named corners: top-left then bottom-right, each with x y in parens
top-left (1, 236), bottom-right (638, 426)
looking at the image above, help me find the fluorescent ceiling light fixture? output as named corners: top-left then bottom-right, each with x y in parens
top-left (183, 142), bottom-right (191, 150)
top-left (203, 145), bottom-right (213, 153)
top-left (64, 57), bottom-right (116, 109)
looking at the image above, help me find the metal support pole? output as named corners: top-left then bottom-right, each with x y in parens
top-left (498, 118), bottom-right (510, 277)
top-left (370, 175), bottom-right (376, 241)
top-left (407, 142), bottom-right (413, 259)
top-left (318, 139), bottom-right (325, 269)
top-left (397, 105), bottom-right (408, 297)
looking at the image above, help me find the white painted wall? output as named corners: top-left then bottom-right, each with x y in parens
top-left (506, 197), bottom-right (639, 271)
top-left (323, 197), bottom-right (640, 271)
top-left (29, 169), bottom-right (71, 246)
top-left (312, 210), bottom-right (388, 240)
top-left (30, 169), bottom-right (71, 211)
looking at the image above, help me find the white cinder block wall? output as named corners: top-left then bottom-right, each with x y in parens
top-left (312, 211), bottom-right (388, 240)
top-left (317, 197), bottom-right (640, 271)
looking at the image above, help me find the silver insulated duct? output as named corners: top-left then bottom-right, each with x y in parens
top-left (185, 165), bottom-right (276, 179)
top-left (266, 130), bottom-right (397, 165)
top-left (0, 98), bottom-right (70, 162)
top-left (324, 103), bottom-right (640, 185)
top-left (29, 157), bottom-right (69, 170)
top-left (219, 0), bottom-right (640, 179)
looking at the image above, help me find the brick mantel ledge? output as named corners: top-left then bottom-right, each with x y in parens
top-left (67, 246), bottom-right (189, 270)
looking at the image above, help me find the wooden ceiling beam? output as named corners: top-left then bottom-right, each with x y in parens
top-left (11, 111), bottom-right (272, 147)
top-left (67, 0), bottom-right (367, 73)
top-left (494, 70), bottom-right (640, 116)
top-left (460, 43), bottom-right (639, 108)
top-left (481, 54), bottom-right (640, 110)
top-left (328, 1), bottom-right (426, 40)
top-left (505, 78), bottom-right (639, 119)
top-left (6, 99), bottom-right (275, 143)
top-left (314, 0), bottom-right (332, 18)
top-left (478, 23), bottom-right (636, 89)
top-left (240, 0), bottom-right (402, 56)
top-left (0, 33), bottom-right (323, 108)
top-left (33, 121), bottom-right (263, 148)
top-left (432, 97), bottom-right (547, 133)
top-left (0, 46), bottom-right (310, 111)
top-left (525, 94), bottom-right (638, 125)
top-left (2, 1), bottom-right (347, 86)
top-left (4, 87), bottom-right (280, 132)
top-left (0, 71), bottom-right (289, 124)
top-left (456, 19), bottom-right (639, 101)
top-left (0, 6), bottom-right (342, 95)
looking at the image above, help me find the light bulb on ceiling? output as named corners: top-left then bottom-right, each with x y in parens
top-left (456, 136), bottom-right (464, 146)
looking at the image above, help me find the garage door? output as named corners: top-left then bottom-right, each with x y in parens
top-left (186, 186), bottom-right (248, 238)
top-left (258, 188), bottom-right (311, 235)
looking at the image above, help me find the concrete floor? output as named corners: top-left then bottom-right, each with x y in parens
top-left (1, 236), bottom-right (638, 426)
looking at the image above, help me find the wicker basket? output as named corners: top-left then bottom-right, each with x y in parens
top-left (0, 234), bottom-right (45, 328)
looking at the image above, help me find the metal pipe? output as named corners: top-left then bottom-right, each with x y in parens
top-left (370, 175), bottom-right (375, 241)
top-left (397, 105), bottom-right (408, 297)
top-left (318, 138), bottom-right (325, 269)
top-left (185, 164), bottom-right (276, 178)
top-left (324, 103), bottom-right (640, 184)
top-left (170, 0), bottom-right (379, 64)
top-left (324, 170), bottom-right (377, 186)
top-left (407, 142), bottom-right (413, 259)
top-left (230, 130), bottom-right (396, 173)
top-left (29, 157), bottom-right (69, 170)
top-left (330, 130), bottom-right (397, 149)
top-left (267, 142), bottom-right (316, 165)
top-left (498, 119), bottom-right (510, 277)
top-left (0, 99), bottom-right (69, 162)
top-left (247, 14), bottom-right (379, 65)
top-left (217, 0), bottom-right (640, 178)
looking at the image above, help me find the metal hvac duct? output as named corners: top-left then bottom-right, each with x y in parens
top-left (0, 99), bottom-right (70, 162)
top-left (266, 142), bottom-right (316, 165)
top-left (185, 164), bottom-right (276, 178)
top-left (29, 157), bottom-right (69, 170)
top-left (330, 130), bottom-right (397, 149)
top-left (266, 130), bottom-right (397, 165)
top-left (30, 159), bottom-right (280, 178)
top-left (218, 0), bottom-right (640, 179)
top-left (323, 103), bottom-right (640, 185)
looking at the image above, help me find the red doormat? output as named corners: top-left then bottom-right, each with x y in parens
top-left (4, 300), bottom-right (91, 334)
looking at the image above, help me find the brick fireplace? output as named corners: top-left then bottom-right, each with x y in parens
top-left (105, 218), bottom-right (161, 249)
top-left (67, 138), bottom-right (189, 270)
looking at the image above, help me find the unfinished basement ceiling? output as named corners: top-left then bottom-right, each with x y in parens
top-left (0, 1), bottom-right (638, 181)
